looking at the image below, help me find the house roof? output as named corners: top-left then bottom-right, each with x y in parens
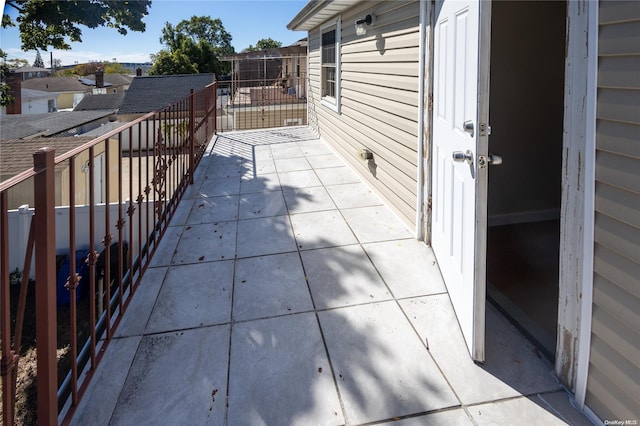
top-left (0, 136), bottom-right (95, 179)
top-left (0, 111), bottom-right (115, 140)
top-left (11, 66), bottom-right (50, 75)
top-left (22, 88), bottom-right (60, 101)
top-left (118, 73), bottom-right (215, 115)
top-left (84, 73), bottom-right (133, 86)
top-left (287, 0), bottom-right (360, 31)
top-left (22, 76), bottom-right (91, 93)
top-left (74, 94), bottom-right (126, 111)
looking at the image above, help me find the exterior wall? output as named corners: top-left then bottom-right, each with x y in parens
top-left (586, 1), bottom-right (640, 420)
top-left (21, 97), bottom-right (53, 114)
top-left (308, 0), bottom-right (420, 228)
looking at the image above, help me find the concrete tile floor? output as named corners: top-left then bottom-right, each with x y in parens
top-left (70, 127), bottom-right (592, 425)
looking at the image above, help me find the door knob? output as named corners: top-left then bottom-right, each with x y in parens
top-left (463, 120), bottom-right (474, 136)
top-left (452, 150), bottom-right (474, 164)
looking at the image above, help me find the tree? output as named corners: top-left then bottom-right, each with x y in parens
top-left (104, 62), bottom-right (130, 74)
top-left (149, 16), bottom-right (234, 76)
top-left (2, 0), bottom-right (152, 51)
top-left (246, 38), bottom-right (283, 52)
top-left (33, 49), bottom-right (44, 67)
top-left (1, 49), bottom-right (15, 106)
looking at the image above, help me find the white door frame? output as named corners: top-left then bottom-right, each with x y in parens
top-left (562, 0), bottom-right (598, 413)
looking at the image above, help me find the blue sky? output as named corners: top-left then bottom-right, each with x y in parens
top-left (0, 0), bottom-right (308, 66)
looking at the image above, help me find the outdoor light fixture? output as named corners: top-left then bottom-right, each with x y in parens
top-left (355, 14), bottom-right (375, 36)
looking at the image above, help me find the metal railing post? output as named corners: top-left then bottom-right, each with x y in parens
top-left (189, 89), bottom-right (195, 185)
top-left (33, 147), bottom-right (58, 425)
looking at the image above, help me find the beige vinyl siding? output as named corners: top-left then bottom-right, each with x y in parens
top-left (586, 1), bottom-right (640, 420)
top-left (307, 0), bottom-right (420, 228)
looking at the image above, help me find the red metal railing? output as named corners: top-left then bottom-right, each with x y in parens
top-left (0, 83), bottom-right (216, 425)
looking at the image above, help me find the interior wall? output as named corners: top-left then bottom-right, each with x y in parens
top-left (487, 1), bottom-right (566, 221)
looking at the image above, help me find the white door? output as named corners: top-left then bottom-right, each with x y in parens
top-left (431, 0), bottom-right (490, 361)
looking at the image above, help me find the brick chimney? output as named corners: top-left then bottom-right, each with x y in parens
top-left (136, 67), bottom-right (142, 77)
top-left (95, 68), bottom-right (104, 88)
top-left (5, 71), bottom-right (22, 114)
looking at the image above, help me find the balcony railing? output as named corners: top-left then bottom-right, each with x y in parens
top-left (0, 83), bottom-right (217, 425)
top-left (216, 73), bottom-right (307, 132)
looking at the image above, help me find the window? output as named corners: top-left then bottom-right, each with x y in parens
top-left (321, 17), bottom-right (341, 112)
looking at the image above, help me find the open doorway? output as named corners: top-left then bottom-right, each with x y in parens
top-left (486, 1), bottom-right (567, 361)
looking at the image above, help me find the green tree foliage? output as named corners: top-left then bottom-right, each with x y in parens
top-left (2, 0), bottom-right (151, 51)
top-left (1, 49), bottom-right (15, 106)
top-left (149, 16), bottom-right (234, 76)
top-left (103, 62), bottom-right (130, 74)
top-left (32, 49), bottom-right (44, 67)
top-left (246, 38), bottom-right (283, 52)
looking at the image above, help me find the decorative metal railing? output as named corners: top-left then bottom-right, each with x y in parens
top-left (216, 73), bottom-right (307, 132)
top-left (0, 83), bottom-right (216, 425)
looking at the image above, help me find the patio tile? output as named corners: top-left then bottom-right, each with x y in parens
top-left (535, 391), bottom-right (594, 426)
top-left (468, 395), bottom-right (586, 425)
top-left (115, 267), bottom-right (167, 337)
top-left (208, 162), bottom-right (244, 178)
top-left (233, 253), bottom-right (313, 321)
top-left (243, 159), bottom-right (277, 177)
top-left (299, 141), bottom-right (333, 156)
top-left (166, 197), bottom-right (194, 226)
top-left (240, 173), bottom-right (281, 194)
top-left (399, 294), bottom-right (561, 406)
top-left (227, 313), bottom-right (344, 426)
top-left (109, 326), bottom-right (229, 425)
top-left (377, 409), bottom-right (473, 425)
top-left (187, 195), bottom-right (239, 223)
top-left (146, 261), bottom-right (233, 333)
top-left (318, 302), bottom-right (459, 424)
top-left (148, 225), bottom-right (184, 267)
top-left (306, 153), bottom-right (345, 169)
top-left (326, 182), bottom-right (382, 209)
top-left (290, 210), bottom-right (357, 250)
top-left (364, 240), bottom-right (446, 299)
top-left (172, 221), bottom-right (237, 264)
top-left (236, 216), bottom-right (297, 258)
top-left (283, 187), bottom-right (336, 214)
top-left (300, 245), bottom-right (391, 309)
top-left (274, 156), bottom-right (312, 172)
top-left (69, 336), bottom-right (142, 426)
top-left (239, 191), bottom-right (287, 219)
top-left (278, 169), bottom-right (322, 189)
top-left (315, 166), bottom-right (360, 186)
top-left (252, 145), bottom-right (273, 161)
top-left (198, 176), bottom-right (241, 197)
top-left (270, 142), bottom-right (305, 159)
top-left (342, 205), bottom-right (413, 243)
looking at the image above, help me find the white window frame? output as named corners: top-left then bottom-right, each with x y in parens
top-left (320, 16), bottom-right (341, 113)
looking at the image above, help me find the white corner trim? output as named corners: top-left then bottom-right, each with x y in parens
top-left (574, 0), bottom-right (598, 410)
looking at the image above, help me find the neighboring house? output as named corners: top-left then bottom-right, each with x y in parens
top-left (0, 111), bottom-right (117, 140)
top-left (118, 73), bottom-right (215, 120)
top-left (10, 66), bottom-right (51, 80)
top-left (288, 0), bottom-right (639, 422)
top-left (219, 42), bottom-right (308, 130)
top-left (117, 73), bottom-right (215, 150)
top-left (0, 136), bottom-right (118, 209)
top-left (20, 88), bottom-right (59, 114)
top-left (81, 73), bottom-right (133, 94)
top-left (22, 76), bottom-right (92, 109)
top-left (73, 93), bottom-right (126, 112)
